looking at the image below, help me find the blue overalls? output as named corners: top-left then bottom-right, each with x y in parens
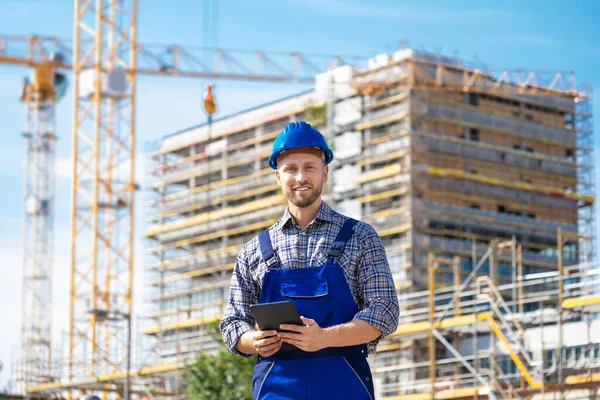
top-left (252, 218), bottom-right (375, 400)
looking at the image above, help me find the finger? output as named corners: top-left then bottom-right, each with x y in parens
top-left (277, 331), bottom-right (301, 340)
top-left (260, 340), bottom-right (282, 353)
top-left (300, 317), bottom-right (318, 326)
top-left (261, 341), bottom-right (282, 357)
top-left (259, 336), bottom-right (281, 347)
top-left (281, 337), bottom-right (303, 345)
top-left (279, 324), bottom-right (304, 332)
top-left (254, 330), bottom-right (278, 340)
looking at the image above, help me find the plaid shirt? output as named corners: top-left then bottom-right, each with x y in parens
top-left (220, 201), bottom-right (399, 356)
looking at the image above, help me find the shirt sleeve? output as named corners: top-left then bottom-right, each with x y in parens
top-left (353, 223), bottom-right (400, 341)
top-left (219, 246), bottom-right (261, 357)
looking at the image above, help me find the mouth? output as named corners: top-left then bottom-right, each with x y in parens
top-left (294, 186), bottom-right (311, 192)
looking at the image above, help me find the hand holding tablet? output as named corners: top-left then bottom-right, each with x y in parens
top-left (250, 300), bottom-right (304, 353)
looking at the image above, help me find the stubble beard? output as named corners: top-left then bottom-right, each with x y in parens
top-left (287, 182), bottom-right (323, 208)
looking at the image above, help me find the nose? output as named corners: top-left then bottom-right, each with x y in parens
top-left (295, 170), bottom-right (304, 181)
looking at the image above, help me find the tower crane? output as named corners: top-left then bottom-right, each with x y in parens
top-left (17, 45), bottom-right (68, 393)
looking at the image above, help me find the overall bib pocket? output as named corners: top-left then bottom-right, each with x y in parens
top-left (280, 279), bottom-right (333, 327)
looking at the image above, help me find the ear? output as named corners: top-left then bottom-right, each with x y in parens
top-left (323, 165), bottom-right (329, 183)
top-left (275, 169), bottom-right (282, 186)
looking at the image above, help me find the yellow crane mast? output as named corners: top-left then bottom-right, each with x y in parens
top-left (16, 40), bottom-right (67, 392)
top-left (68, 0), bottom-right (138, 389)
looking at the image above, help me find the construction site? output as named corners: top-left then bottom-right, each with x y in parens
top-left (1, 2), bottom-right (599, 400)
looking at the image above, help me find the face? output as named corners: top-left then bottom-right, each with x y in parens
top-left (275, 151), bottom-right (328, 209)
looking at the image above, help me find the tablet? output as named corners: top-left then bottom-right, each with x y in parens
top-left (250, 300), bottom-right (304, 353)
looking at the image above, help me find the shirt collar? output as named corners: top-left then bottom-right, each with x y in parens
top-left (278, 200), bottom-right (334, 231)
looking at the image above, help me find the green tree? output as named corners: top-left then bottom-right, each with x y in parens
top-left (185, 321), bottom-right (256, 400)
top-left (0, 359), bottom-right (4, 399)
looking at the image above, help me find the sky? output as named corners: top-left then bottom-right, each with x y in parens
top-left (1, 0), bottom-right (600, 390)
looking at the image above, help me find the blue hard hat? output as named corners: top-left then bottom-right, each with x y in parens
top-left (268, 121), bottom-right (334, 169)
top-left (80, 395), bottom-right (102, 400)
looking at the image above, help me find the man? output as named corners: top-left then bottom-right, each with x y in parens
top-left (220, 121), bottom-right (399, 399)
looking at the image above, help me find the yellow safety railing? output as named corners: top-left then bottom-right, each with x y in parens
top-left (425, 166), bottom-right (594, 205)
top-left (356, 188), bottom-right (408, 204)
top-left (425, 96), bottom-right (572, 130)
top-left (392, 312), bottom-right (491, 337)
top-left (355, 111), bottom-right (408, 131)
top-left (355, 163), bottom-right (402, 184)
top-left (382, 387), bottom-right (486, 400)
top-left (148, 219), bottom-right (277, 253)
top-left (483, 314), bottom-right (541, 388)
top-left (365, 92), bottom-right (408, 110)
top-left (418, 131), bottom-right (576, 167)
top-left (148, 184), bottom-right (279, 222)
top-left (144, 315), bottom-right (221, 335)
top-left (357, 149), bottom-right (408, 167)
top-left (418, 201), bottom-right (574, 234)
top-left (151, 101), bottom-right (325, 157)
top-left (378, 223), bottom-right (411, 238)
top-left (153, 263), bottom-right (235, 285)
top-left (362, 129), bottom-right (411, 149)
top-left (562, 295), bottom-right (600, 309)
top-left (153, 150), bottom-right (271, 188)
top-left (162, 130), bottom-right (279, 170)
top-left (156, 167), bottom-right (273, 203)
top-left (424, 114), bottom-right (572, 148)
top-left (148, 243), bottom-right (243, 270)
top-left (365, 207), bottom-right (407, 220)
top-left (145, 195), bottom-right (284, 237)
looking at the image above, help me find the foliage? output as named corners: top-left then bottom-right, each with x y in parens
top-left (0, 359), bottom-right (3, 398)
top-left (304, 103), bottom-right (327, 125)
top-left (184, 321), bottom-right (257, 400)
top-left (0, 359), bottom-right (4, 400)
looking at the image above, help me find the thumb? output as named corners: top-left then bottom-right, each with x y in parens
top-left (300, 316), bottom-right (318, 326)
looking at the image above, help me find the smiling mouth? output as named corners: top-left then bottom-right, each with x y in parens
top-left (294, 186), bottom-right (311, 192)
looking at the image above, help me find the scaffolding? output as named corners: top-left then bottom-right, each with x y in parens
top-left (371, 236), bottom-right (600, 399)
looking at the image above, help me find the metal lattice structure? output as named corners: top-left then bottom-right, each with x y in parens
top-left (575, 85), bottom-right (596, 262)
top-left (67, 0), bottom-right (137, 393)
top-left (19, 84), bottom-right (57, 392)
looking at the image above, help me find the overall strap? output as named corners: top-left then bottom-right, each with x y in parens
top-left (327, 218), bottom-right (359, 265)
top-left (258, 229), bottom-right (280, 270)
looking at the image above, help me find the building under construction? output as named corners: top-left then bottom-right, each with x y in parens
top-left (143, 48), bottom-right (600, 399)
